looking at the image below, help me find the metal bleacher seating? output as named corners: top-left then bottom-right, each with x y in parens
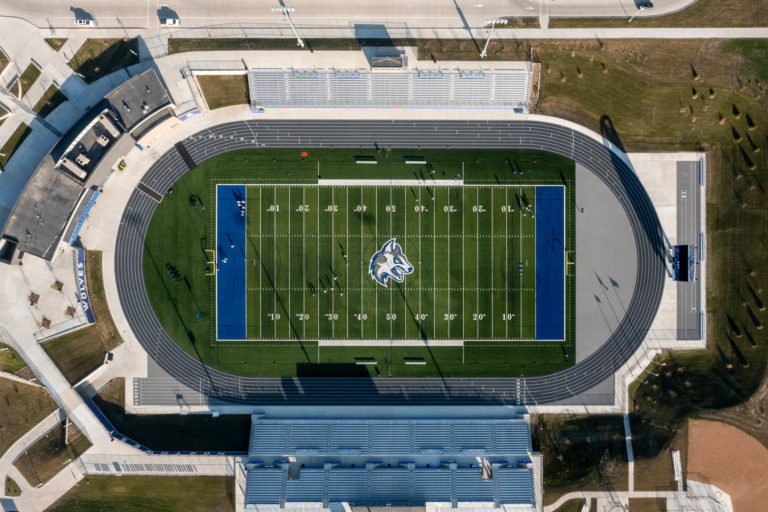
top-left (248, 67), bottom-right (531, 111)
top-left (246, 463), bottom-right (535, 507)
top-left (249, 418), bottom-right (532, 457)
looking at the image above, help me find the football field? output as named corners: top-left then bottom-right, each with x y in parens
top-left (217, 182), bottom-right (560, 342)
top-left (145, 147), bottom-right (575, 377)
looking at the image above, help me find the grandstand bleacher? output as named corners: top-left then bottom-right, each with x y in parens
top-left (245, 417), bottom-right (535, 510)
top-left (248, 67), bottom-right (531, 111)
top-left (248, 418), bottom-right (532, 457)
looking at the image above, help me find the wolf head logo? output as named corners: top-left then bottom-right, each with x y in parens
top-left (369, 238), bottom-right (414, 287)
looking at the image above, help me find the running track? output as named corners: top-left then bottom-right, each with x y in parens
top-left (116, 119), bottom-right (666, 405)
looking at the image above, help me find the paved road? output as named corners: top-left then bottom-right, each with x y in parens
top-left (0, 0), bottom-right (697, 30)
top-left (115, 119), bottom-right (666, 406)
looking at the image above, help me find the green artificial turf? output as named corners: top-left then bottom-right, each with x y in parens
top-left (143, 148), bottom-right (575, 378)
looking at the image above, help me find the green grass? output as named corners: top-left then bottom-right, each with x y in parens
top-left (69, 39), bottom-right (139, 84)
top-left (0, 123), bottom-right (31, 168)
top-left (539, 415), bottom-right (628, 505)
top-left (14, 422), bottom-right (92, 486)
top-left (197, 74), bottom-right (249, 110)
top-left (143, 148), bottom-right (575, 378)
top-left (0, 380), bottom-right (57, 459)
top-left (5, 476), bottom-right (21, 497)
top-left (93, 378), bottom-right (250, 452)
top-left (43, 251), bottom-right (123, 384)
top-left (168, 38), bottom-right (412, 54)
top-left (553, 500), bottom-right (586, 512)
top-left (0, 344), bottom-right (27, 373)
top-left (496, 17), bottom-right (540, 29)
top-left (45, 38), bottom-right (68, 52)
top-left (0, 49), bottom-right (8, 72)
top-left (721, 39), bottom-right (768, 81)
top-left (17, 64), bottom-right (41, 98)
top-left (548, 0), bottom-right (768, 27)
top-left (241, 184), bottom-right (538, 342)
top-left (32, 85), bottom-right (68, 118)
top-left (47, 476), bottom-right (235, 512)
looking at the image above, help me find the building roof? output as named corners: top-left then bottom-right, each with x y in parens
top-left (1, 155), bottom-right (83, 260)
top-left (1, 69), bottom-right (172, 261)
top-left (105, 68), bottom-right (171, 133)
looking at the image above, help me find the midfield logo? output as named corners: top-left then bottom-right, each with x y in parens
top-left (369, 238), bottom-right (414, 287)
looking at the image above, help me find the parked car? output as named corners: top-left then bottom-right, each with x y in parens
top-left (75, 18), bottom-right (94, 27)
top-left (160, 17), bottom-right (180, 26)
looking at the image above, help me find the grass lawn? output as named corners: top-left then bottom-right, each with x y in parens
top-left (496, 17), bottom-right (540, 29)
top-left (69, 39), bottom-right (139, 84)
top-left (549, 0), bottom-right (768, 27)
top-left (143, 148), bottom-right (575, 378)
top-left (0, 49), bottom-right (8, 72)
top-left (14, 421), bottom-right (92, 486)
top-left (168, 38), bottom-right (399, 54)
top-left (47, 476), bottom-right (235, 512)
top-left (553, 500), bottom-right (585, 512)
top-left (45, 38), bottom-right (68, 52)
top-left (632, 417), bottom-right (688, 492)
top-left (197, 74), bottom-right (249, 110)
top-left (0, 344), bottom-right (27, 373)
top-left (5, 476), bottom-right (21, 497)
top-left (0, 380), bottom-right (57, 459)
top-left (0, 123), bottom-right (31, 168)
top-left (538, 415), bottom-right (628, 505)
top-left (17, 64), bottom-right (41, 98)
top-left (42, 251), bottom-right (122, 384)
top-left (628, 498), bottom-right (667, 512)
top-left (32, 85), bottom-right (68, 118)
top-left (93, 378), bottom-right (250, 452)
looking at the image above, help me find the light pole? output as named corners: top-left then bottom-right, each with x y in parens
top-left (271, 6), bottom-right (304, 48)
top-left (480, 17), bottom-right (508, 59)
top-left (628, 6), bottom-right (646, 23)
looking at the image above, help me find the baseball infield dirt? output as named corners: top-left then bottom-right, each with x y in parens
top-left (687, 419), bottom-right (768, 511)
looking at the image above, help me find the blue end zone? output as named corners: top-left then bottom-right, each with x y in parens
top-left (216, 185), bottom-right (247, 340)
top-left (535, 187), bottom-right (565, 340)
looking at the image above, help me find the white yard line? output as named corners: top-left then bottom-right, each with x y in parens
top-left (403, 186), bottom-right (407, 339)
top-left (418, 186), bottom-right (422, 333)
top-left (433, 186), bottom-right (436, 340)
top-left (360, 187), bottom-right (364, 339)
top-left (519, 196), bottom-right (523, 340)
top-left (346, 186), bottom-right (350, 339)
top-left (491, 187), bottom-right (494, 339)
top-left (331, 187), bottom-right (335, 340)
top-left (258, 186), bottom-right (262, 339)
top-left (505, 187), bottom-right (509, 340)
top-left (447, 187), bottom-right (451, 339)
top-left (273, 185), bottom-right (277, 339)
top-left (375, 187), bottom-right (379, 339)
top-left (288, 186), bottom-right (291, 338)
top-left (389, 186), bottom-right (393, 340)
top-left (302, 186), bottom-right (306, 340)
top-left (316, 186), bottom-right (320, 339)
top-left (476, 186), bottom-right (480, 340)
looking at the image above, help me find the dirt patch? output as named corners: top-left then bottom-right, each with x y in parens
top-left (687, 419), bottom-right (768, 511)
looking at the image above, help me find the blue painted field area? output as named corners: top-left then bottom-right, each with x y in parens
top-left (535, 186), bottom-right (565, 340)
top-left (216, 185), bottom-right (247, 340)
